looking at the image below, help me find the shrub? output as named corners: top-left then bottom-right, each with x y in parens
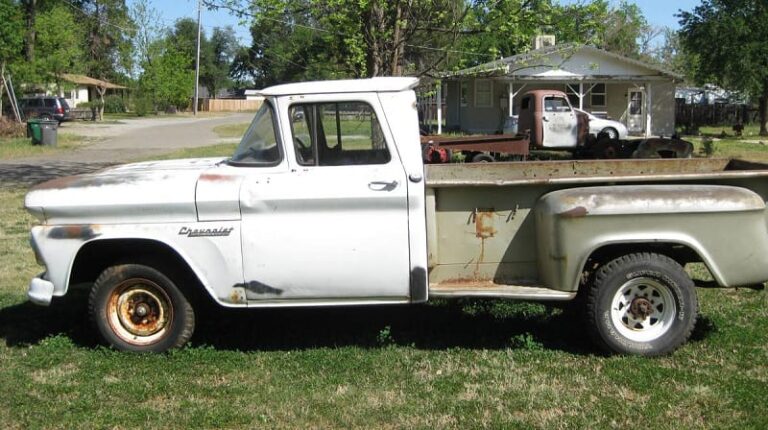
top-left (133, 96), bottom-right (155, 117)
top-left (0, 116), bottom-right (25, 138)
top-left (103, 95), bottom-right (126, 113)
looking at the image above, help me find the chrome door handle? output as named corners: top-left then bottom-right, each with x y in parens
top-left (368, 180), bottom-right (399, 191)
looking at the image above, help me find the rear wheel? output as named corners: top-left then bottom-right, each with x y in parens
top-left (89, 264), bottom-right (195, 352)
top-left (601, 127), bottom-right (619, 140)
top-left (585, 253), bottom-right (697, 356)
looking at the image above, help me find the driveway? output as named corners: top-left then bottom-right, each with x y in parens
top-left (0, 113), bottom-right (252, 187)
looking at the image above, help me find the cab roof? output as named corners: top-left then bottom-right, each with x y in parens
top-left (258, 77), bottom-right (420, 97)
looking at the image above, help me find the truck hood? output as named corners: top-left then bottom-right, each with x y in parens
top-left (26, 158), bottom-right (226, 224)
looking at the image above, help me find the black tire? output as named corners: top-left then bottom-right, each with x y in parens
top-left (89, 264), bottom-right (195, 352)
top-left (471, 153), bottom-right (495, 163)
top-left (585, 253), bottom-right (697, 356)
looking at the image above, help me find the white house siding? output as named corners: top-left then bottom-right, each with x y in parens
top-left (651, 82), bottom-right (676, 137)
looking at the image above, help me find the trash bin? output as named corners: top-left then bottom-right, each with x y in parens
top-left (40, 119), bottom-right (58, 147)
top-left (27, 119), bottom-right (43, 145)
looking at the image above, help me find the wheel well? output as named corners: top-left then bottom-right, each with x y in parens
top-left (582, 242), bottom-right (707, 284)
top-left (69, 239), bottom-right (206, 299)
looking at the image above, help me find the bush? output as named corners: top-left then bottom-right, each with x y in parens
top-left (133, 96), bottom-right (155, 117)
top-left (103, 95), bottom-right (126, 113)
top-left (0, 116), bottom-right (26, 138)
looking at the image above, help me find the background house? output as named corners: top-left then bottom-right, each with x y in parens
top-left (440, 38), bottom-right (682, 137)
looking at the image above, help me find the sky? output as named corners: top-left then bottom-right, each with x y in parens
top-left (139, 0), bottom-right (704, 46)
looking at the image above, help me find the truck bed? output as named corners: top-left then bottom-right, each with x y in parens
top-left (424, 158), bottom-right (768, 297)
top-left (426, 158), bottom-right (768, 187)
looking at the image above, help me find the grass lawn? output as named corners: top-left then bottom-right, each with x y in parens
top-left (1, 184), bottom-right (766, 427)
top-left (682, 125), bottom-right (768, 162)
top-left (0, 133), bottom-right (88, 160)
top-left (213, 122), bottom-right (249, 139)
top-left (1, 128), bottom-right (768, 427)
top-left (144, 142), bottom-right (238, 161)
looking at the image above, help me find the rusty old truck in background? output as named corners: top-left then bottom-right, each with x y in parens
top-left (24, 77), bottom-right (768, 355)
top-left (421, 88), bottom-right (693, 162)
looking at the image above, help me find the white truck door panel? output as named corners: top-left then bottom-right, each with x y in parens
top-left (239, 94), bottom-right (411, 301)
top-left (542, 96), bottom-right (578, 148)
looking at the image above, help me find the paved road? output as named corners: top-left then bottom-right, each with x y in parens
top-left (1, 113), bottom-right (252, 187)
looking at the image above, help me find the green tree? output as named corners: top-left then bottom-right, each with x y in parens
top-left (205, 26), bottom-right (239, 97)
top-left (0, 0), bottom-right (24, 70)
top-left (71, 0), bottom-right (134, 81)
top-left (679, 0), bottom-right (768, 135)
top-left (34, 4), bottom-right (85, 90)
top-left (140, 45), bottom-right (195, 110)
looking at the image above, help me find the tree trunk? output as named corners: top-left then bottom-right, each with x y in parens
top-left (389, 3), bottom-right (403, 76)
top-left (24, 0), bottom-right (36, 62)
top-left (761, 85), bottom-right (768, 137)
top-left (97, 86), bottom-right (106, 121)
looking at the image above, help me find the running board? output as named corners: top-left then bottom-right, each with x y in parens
top-left (429, 281), bottom-right (576, 301)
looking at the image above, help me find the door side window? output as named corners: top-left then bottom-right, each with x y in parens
top-left (289, 101), bottom-right (391, 166)
top-left (544, 97), bottom-right (571, 112)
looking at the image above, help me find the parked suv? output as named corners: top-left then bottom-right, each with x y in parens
top-left (18, 96), bottom-right (72, 124)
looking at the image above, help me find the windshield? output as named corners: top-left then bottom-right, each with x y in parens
top-left (231, 102), bottom-right (281, 164)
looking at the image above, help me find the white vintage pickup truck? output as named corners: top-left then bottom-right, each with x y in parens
top-left (25, 77), bottom-right (768, 355)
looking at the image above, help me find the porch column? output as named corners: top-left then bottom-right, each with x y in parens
top-left (436, 81), bottom-right (442, 135)
top-left (645, 82), bottom-right (653, 137)
top-left (508, 83), bottom-right (514, 116)
top-left (579, 82), bottom-right (584, 110)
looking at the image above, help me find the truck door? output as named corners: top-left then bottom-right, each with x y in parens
top-left (239, 94), bottom-right (411, 301)
top-left (541, 95), bottom-right (578, 148)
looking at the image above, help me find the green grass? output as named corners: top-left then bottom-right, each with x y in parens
top-left (0, 133), bottom-right (87, 160)
top-left (678, 124), bottom-right (768, 162)
top-left (1, 185), bottom-right (767, 427)
top-left (213, 122), bottom-right (249, 139)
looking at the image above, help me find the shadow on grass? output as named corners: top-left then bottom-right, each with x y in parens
top-left (0, 293), bottom-right (718, 354)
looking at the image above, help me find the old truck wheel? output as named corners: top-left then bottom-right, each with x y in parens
top-left (472, 153), bottom-right (495, 162)
top-left (89, 264), bottom-right (195, 352)
top-left (585, 253), bottom-right (697, 356)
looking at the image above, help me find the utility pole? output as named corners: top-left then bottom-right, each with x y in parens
top-left (193, 0), bottom-right (202, 115)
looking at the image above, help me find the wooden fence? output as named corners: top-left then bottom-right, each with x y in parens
top-left (200, 98), bottom-right (263, 112)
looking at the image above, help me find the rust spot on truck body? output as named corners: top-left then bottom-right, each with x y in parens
top-left (47, 225), bottom-right (101, 240)
top-left (199, 173), bottom-right (237, 182)
top-left (235, 281), bottom-right (283, 296)
top-left (559, 206), bottom-right (588, 218)
top-left (474, 210), bottom-right (496, 239)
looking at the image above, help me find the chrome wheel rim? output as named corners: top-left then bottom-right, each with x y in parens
top-left (107, 279), bottom-right (173, 346)
top-left (610, 277), bottom-right (676, 342)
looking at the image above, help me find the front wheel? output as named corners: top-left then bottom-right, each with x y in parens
top-left (585, 253), bottom-right (697, 356)
top-left (89, 264), bottom-right (195, 352)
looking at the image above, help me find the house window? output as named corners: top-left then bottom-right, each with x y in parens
top-left (475, 80), bottom-right (493, 108)
top-left (565, 85), bottom-right (580, 107)
top-left (591, 83), bottom-right (606, 107)
top-left (460, 82), bottom-right (468, 107)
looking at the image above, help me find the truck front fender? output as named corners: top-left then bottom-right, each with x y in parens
top-left (535, 185), bottom-right (768, 291)
top-left (31, 222), bottom-right (245, 306)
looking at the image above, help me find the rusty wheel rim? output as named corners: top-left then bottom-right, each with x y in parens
top-left (107, 278), bottom-right (173, 346)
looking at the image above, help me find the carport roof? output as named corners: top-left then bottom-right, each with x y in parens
top-left (61, 74), bottom-right (127, 89)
